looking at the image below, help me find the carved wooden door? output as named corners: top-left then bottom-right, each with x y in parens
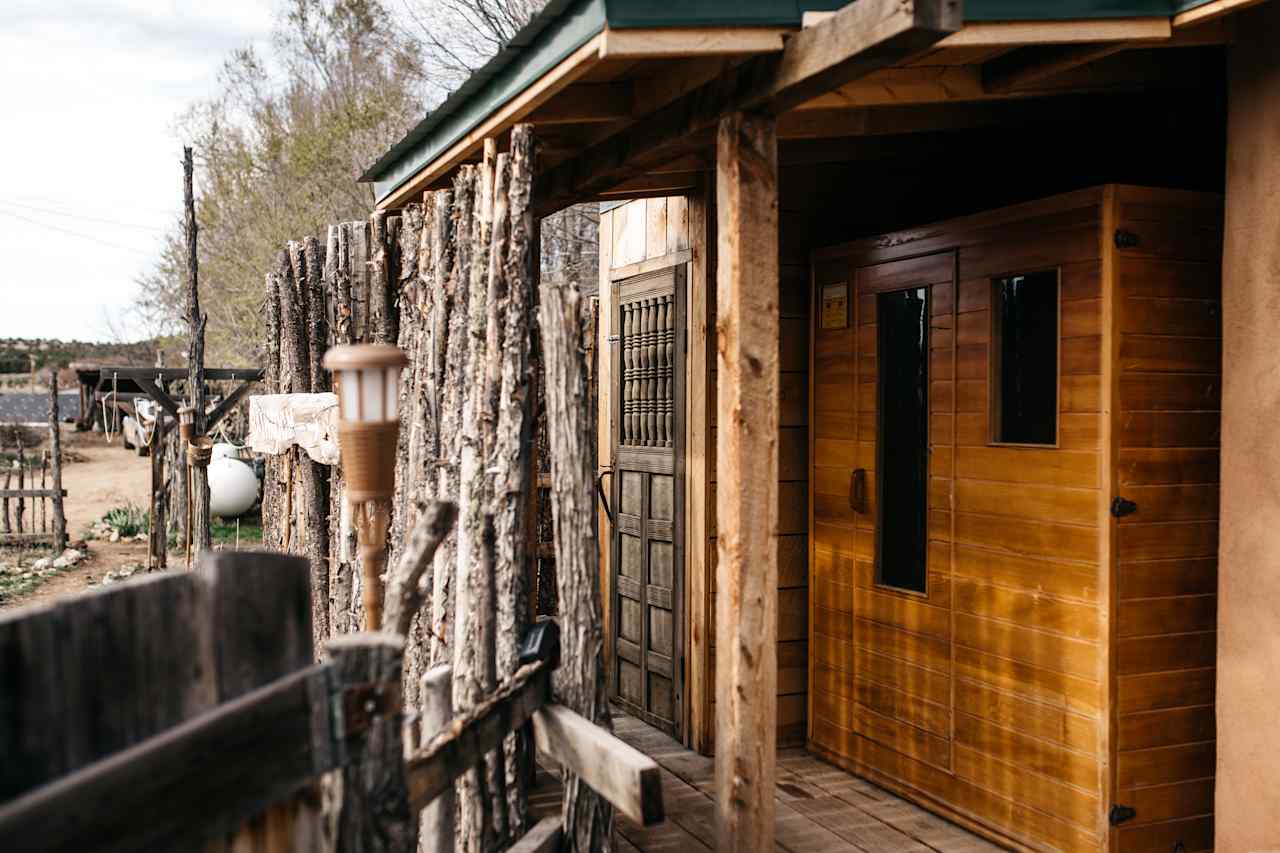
top-left (609, 265), bottom-right (685, 737)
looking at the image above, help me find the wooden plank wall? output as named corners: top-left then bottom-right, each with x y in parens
top-left (809, 189), bottom-right (1110, 853)
top-left (601, 194), bottom-right (810, 750)
top-left (1109, 186), bottom-right (1221, 853)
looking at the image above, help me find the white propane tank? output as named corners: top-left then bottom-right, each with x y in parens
top-left (211, 442), bottom-right (239, 462)
top-left (207, 457), bottom-right (259, 518)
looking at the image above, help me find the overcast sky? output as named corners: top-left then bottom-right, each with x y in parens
top-left (0, 1), bottom-right (275, 342)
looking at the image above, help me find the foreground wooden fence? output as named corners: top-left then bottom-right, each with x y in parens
top-left (0, 550), bottom-right (661, 852)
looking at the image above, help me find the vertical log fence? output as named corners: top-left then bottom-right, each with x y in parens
top-left (248, 123), bottom-right (625, 852)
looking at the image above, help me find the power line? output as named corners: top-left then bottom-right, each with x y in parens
top-left (0, 198), bottom-right (167, 233)
top-left (0, 208), bottom-right (157, 259)
top-left (0, 190), bottom-right (175, 218)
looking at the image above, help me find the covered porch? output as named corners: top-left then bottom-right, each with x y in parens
top-left (532, 711), bottom-right (1002, 852)
top-left (362, 0), bottom-right (1269, 850)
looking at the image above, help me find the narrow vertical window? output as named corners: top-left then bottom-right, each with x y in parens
top-left (876, 287), bottom-right (929, 594)
top-left (992, 270), bottom-right (1059, 445)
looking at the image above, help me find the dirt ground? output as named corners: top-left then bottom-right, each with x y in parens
top-left (1, 426), bottom-right (153, 608)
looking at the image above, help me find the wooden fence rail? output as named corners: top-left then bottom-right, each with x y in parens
top-left (0, 546), bottom-right (663, 852)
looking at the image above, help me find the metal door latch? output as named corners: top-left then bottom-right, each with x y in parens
top-left (1109, 804), bottom-right (1137, 826)
top-left (1114, 229), bottom-right (1140, 249)
top-left (1110, 496), bottom-right (1138, 518)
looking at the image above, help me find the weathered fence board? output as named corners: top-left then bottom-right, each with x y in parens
top-left (0, 552), bottom-right (338, 852)
top-left (0, 665), bottom-right (333, 853)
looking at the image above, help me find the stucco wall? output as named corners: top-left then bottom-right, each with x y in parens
top-left (1217, 4), bottom-right (1280, 850)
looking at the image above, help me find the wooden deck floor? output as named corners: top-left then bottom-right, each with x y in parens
top-left (532, 709), bottom-right (1006, 852)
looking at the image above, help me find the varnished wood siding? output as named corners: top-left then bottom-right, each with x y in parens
top-left (1109, 186), bottom-right (1222, 853)
top-left (810, 190), bottom-right (1110, 853)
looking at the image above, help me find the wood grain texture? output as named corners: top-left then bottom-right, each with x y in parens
top-left (714, 111), bottom-right (779, 852)
top-left (1109, 186), bottom-right (1222, 852)
top-left (809, 188), bottom-right (1111, 851)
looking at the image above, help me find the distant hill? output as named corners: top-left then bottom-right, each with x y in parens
top-left (0, 338), bottom-right (157, 374)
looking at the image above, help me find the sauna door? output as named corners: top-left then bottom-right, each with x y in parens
top-left (849, 252), bottom-right (955, 767)
top-left (609, 266), bottom-right (685, 737)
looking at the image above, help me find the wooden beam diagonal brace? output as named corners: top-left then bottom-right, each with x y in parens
top-left (982, 42), bottom-right (1129, 93)
top-left (205, 380), bottom-right (258, 432)
top-left (534, 0), bottom-right (961, 212)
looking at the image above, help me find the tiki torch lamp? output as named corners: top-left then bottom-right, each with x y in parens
top-left (323, 343), bottom-right (408, 630)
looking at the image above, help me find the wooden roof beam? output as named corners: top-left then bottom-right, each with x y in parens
top-left (982, 41), bottom-right (1131, 94)
top-left (534, 0), bottom-right (962, 214)
top-left (526, 83), bottom-right (633, 124)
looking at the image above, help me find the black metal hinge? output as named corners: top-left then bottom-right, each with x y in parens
top-left (1111, 496), bottom-right (1138, 518)
top-left (1114, 229), bottom-right (1140, 249)
top-left (1109, 804), bottom-right (1137, 826)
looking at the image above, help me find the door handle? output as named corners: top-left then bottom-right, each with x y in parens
top-left (850, 468), bottom-right (867, 514)
top-left (596, 467), bottom-right (614, 524)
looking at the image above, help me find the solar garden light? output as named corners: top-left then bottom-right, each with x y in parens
top-left (323, 343), bottom-right (409, 630)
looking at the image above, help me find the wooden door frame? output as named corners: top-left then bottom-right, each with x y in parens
top-left (607, 262), bottom-right (688, 738)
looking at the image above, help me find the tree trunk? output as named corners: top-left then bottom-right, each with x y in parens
top-left (47, 370), bottom-right (66, 552)
top-left (539, 265), bottom-right (613, 853)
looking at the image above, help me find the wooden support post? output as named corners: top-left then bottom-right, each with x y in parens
top-left (183, 147), bottom-right (211, 559)
top-left (46, 371), bottom-right (66, 552)
top-left (714, 110), bottom-right (779, 853)
top-left (2, 464), bottom-right (10, 535)
top-left (14, 434), bottom-right (24, 534)
top-left (329, 632), bottom-right (413, 853)
top-left (150, 413), bottom-right (166, 570)
top-left (419, 665), bottom-right (455, 852)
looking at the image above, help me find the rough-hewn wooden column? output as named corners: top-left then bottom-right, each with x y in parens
top-left (714, 110), bottom-right (779, 852)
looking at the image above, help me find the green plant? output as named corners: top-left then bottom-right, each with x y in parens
top-left (101, 503), bottom-right (150, 538)
top-left (210, 518), bottom-right (264, 547)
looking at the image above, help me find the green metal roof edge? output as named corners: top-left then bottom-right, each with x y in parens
top-left (366, 0), bottom-right (607, 200)
top-left (367, 0), bottom-right (1225, 204)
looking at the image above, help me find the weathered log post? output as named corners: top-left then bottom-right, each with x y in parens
top-left (182, 147), bottom-right (211, 559)
top-left (539, 246), bottom-right (613, 850)
top-left (330, 632), bottom-right (414, 853)
top-left (302, 236), bottom-right (331, 648)
top-left (261, 271), bottom-right (283, 552)
top-left (456, 142), bottom-right (504, 853)
top-left (149, 407), bottom-right (166, 570)
top-left (428, 189), bottom-right (457, 669)
top-left (14, 433), bottom-right (24, 534)
top-left (330, 223), bottom-right (357, 636)
top-left (46, 369), bottom-right (66, 551)
top-left (714, 111), bottom-right (779, 853)
top-left (419, 664), bottom-right (455, 851)
top-left (492, 123), bottom-right (538, 837)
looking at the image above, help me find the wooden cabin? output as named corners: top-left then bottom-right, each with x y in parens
top-left (363, 1), bottom-right (1280, 850)
top-left (597, 181), bottom-right (1223, 852)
